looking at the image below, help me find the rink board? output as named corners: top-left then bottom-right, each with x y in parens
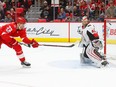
top-left (0, 22), bottom-right (116, 44)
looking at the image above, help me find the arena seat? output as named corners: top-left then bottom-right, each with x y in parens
top-left (53, 19), bottom-right (61, 22)
top-left (38, 19), bottom-right (47, 22)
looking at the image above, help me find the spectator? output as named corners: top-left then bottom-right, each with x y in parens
top-left (40, 6), bottom-right (52, 22)
top-left (65, 1), bottom-right (73, 13)
top-left (10, 7), bottom-right (15, 21)
top-left (106, 0), bottom-right (116, 18)
top-left (0, 12), bottom-right (4, 22)
top-left (40, 0), bottom-right (48, 11)
top-left (88, 0), bottom-right (96, 21)
top-left (0, 1), bottom-right (5, 19)
top-left (21, 0), bottom-right (32, 12)
top-left (80, 0), bottom-right (89, 17)
top-left (4, 11), bottom-right (13, 22)
top-left (96, 11), bottom-right (104, 22)
top-left (59, 0), bottom-right (67, 8)
top-left (72, 6), bottom-right (81, 21)
top-left (57, 7), bottom-right (66, 19)
top-left (9, 0), bottom-right (15, 8)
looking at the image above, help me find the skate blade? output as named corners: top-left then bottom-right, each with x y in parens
top-left (22, 65), bottom-right (31, 68)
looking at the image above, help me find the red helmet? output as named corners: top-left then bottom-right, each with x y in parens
top-left (16, 17), bottom-right (26, 24)
top-left (6, 11), bottom-right (11, 16)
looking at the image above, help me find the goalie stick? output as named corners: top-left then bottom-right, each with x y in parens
top-left (19, 41), bottom-right (78, 48)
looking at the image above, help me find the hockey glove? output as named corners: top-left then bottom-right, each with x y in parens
top-left (31, 39), bottom-right (39, 48)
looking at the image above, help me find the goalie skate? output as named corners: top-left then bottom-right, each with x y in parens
top-left (97, 60), bottom-right (109, 68)
top-left (21, 61), bottom-right (31, 68)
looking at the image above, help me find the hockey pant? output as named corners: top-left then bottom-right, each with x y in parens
top-left (2, 40), bottom-right (26, 62)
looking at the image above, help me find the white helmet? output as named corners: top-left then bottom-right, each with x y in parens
top-left (81, 16), bottom-right (88, 21)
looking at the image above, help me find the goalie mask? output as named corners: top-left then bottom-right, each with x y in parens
top-left (92, 39), bottom-right (103, 50)
top-left (81, 16), bottom-right (89, 26)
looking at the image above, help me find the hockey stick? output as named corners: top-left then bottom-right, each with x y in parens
top-left (19, 41), bottom-right (79, 48)
top-left (19, 42), bottom-right (31, 47)
top-left (38, 40), bottom-right (78, 47)
top-left (39, 44), bottom-right (75, 47)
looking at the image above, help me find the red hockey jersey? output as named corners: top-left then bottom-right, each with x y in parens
top-left (0, 22), bottom-right (32, 44)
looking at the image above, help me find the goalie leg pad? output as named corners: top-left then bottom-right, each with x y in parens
top-left (86, 43), bottom-right (109, 68)
top-left (80, 53), bottom-right (93, 64)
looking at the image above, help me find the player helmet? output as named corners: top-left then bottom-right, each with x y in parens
top-left (16, 17), bottom-right (26, 24)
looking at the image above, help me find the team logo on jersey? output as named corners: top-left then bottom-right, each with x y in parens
top-left (6, 26), bottom-right (12, 33)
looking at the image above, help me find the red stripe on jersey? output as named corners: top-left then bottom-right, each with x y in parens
top-left (87, 48), bottom-right (101, 61)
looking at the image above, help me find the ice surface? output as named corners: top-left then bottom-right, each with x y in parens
top-left (0, 43), bottom-right (116, 87)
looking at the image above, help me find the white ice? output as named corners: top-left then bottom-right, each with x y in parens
top-left (0, 43), bottom-right (116, 87)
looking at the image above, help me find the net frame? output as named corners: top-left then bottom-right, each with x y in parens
top-left (104, 18), bottom-right (116, 55)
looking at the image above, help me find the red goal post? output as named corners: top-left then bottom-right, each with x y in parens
top-left (104, 18), bottom-right (116, 55)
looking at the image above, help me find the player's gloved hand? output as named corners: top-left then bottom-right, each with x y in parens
top-left (31, 39), bottom-right (39, 48)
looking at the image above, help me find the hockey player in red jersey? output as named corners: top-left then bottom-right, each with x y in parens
top-left (77, 16), bottom-right (108, 68)
top-left (0, 17), bottom-right (39, 67)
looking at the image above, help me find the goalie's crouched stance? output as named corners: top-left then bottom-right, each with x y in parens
top-left (80, 40), bottom-right (108, 68)
top-left (77, 16), bottom-right (108, 68)
top-left (0, 17), bottom-right (39, 67)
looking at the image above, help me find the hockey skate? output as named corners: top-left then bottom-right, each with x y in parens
top-left (97, 60), bottom-right (109, 68)
top-left (21, 61), bottom-right (31, 68)
top-left (101, 61), bottom-right (109, 67)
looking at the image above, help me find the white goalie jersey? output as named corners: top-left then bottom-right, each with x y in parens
top-left (77, 23), bottom-right (100, 48)
top-left (77, 23), bottom-right (108, 67)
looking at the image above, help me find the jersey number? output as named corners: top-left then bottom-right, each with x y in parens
top-left (6, 26), bottom-right (12, 33)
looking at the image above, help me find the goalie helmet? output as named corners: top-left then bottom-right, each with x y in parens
top-left (81, 16), bottom-right (88, 22)
top-left (81, 16), bottom-right (90, 25)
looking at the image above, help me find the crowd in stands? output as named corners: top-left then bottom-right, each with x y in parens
top-left (39, 0), bottom-right (116, 22)
top-left (0, 0), bottom-right (116, 22)
top-left (0, 0), bottom-right (34, 22)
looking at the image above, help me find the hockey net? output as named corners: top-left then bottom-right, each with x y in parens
top-left (103, 19), bottom-right (116, 60)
